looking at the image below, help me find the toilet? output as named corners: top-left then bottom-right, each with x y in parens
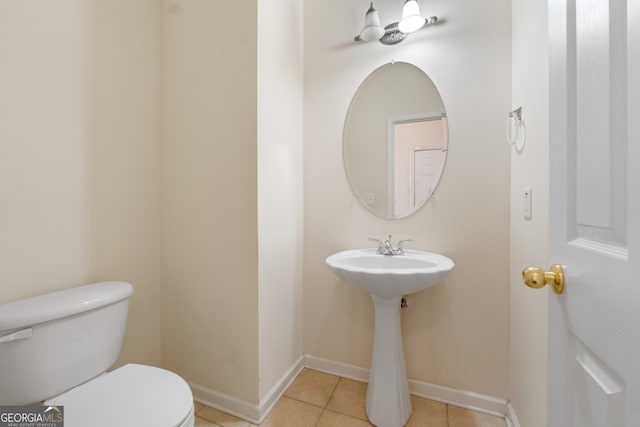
top-left (0, 281), bottom-right (194, 427)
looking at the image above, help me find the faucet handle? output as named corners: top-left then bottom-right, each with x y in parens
top-left (397, 238), bottom-right (413, 250)
top-left (368, 237), bottom-right (383, 247)
top-left (368, 237), bottom-right (385, 254)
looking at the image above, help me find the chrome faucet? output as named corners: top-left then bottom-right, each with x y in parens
top-left (369, 235), bottom-right (413, 256)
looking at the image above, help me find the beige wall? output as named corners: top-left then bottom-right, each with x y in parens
top-left (160, 0), bottom-right (260, 403)
top-left (161, 0), bottom-right (305, 404)
top-left (0, 0), bottom-right (162, 367)
top-left (509, 0), bottom-right (549, 425)
top-left (304, 0), bottom-right (512, 398)
top-left (1, 0), bottom-right (302, 406)
top-left (257, 0), bottom-right (305, 401)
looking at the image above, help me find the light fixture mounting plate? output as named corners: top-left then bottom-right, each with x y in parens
top-left (380, 23), bottom-right (407, 45)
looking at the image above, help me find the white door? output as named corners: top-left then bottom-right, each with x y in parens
top-left (411, 148), bottom-right (445, 209)
top-left (547, 0), bottom-right (640, 425)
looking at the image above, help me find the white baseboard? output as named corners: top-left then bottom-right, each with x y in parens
top-left (190, 354), bottom-right (511, 423)
top-left (190, 355), bottom-right (304, 425)
top-left (303, 354), bottom-right (370, 382)
top-left (409, 379), bottom-right (507, 418)
top-left (190, 381), bottom-right (261, 424)
top-left (256, 355), bottom-right (305, 423)
top-left (505, 401), bottom-right (521, 427)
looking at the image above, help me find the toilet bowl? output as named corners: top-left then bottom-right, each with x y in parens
top-left (0, 281), bottom-right (194, 427)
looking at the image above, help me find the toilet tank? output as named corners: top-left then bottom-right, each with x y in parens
top-left (0, 281), bottom-right (133, 405)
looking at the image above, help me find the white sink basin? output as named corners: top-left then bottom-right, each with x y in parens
top-left (325, 248), bottom-right (454, 299)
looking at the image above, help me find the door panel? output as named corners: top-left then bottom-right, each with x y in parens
top-left (549, 0), bottom-right (640, 425)
top-left (573, 0), bottom-right (628, 246)
top-left (573, 336), bottom-right (625, 427)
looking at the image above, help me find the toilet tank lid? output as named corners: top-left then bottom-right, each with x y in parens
top-left (0, 281), bottom-right (133, 331)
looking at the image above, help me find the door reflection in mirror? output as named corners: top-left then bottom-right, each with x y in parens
top-left (388, 113), bottom-right (447, 218)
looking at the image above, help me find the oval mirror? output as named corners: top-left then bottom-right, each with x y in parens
top-left (343, 62), bottom-right (448, 219)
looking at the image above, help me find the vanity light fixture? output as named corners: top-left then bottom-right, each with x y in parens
top-left (355, 1), bottom-right (438, 46)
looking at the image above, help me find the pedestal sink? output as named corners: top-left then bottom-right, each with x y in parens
top-left (325, 248), bottom-right (454, 427)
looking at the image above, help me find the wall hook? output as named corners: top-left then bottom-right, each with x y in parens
top-left (509, 106), bottom-right (522, 121)
top-left (507, 106), bottom-right (526, 149)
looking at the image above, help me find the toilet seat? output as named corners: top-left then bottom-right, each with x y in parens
top-left (45, 364), bottom-right (194, 427)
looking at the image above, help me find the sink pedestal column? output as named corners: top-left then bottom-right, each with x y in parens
top-left (366, 295), bottom-right (412, 427)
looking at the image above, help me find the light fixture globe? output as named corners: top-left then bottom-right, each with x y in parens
top-left (359, 2), bottom-right (385, 41)
top-left (398, 0), bottom-right (426, 33)
top-left (354, 0), bottom-right (439, 45)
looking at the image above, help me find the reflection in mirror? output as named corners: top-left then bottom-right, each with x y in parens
top-left (343, 62), bottom-right (448, 219)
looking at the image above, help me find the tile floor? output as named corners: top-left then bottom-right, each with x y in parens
top-left (194, 369), bottom-right (507, 427)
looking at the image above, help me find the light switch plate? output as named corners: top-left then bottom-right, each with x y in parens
top-left (523, 187), bottom-right (532, 220)
top-left (364, 192), bottom-right (375, 206)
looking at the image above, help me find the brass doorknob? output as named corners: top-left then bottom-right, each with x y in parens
top-left (522, 264), bottom-right (565, 294)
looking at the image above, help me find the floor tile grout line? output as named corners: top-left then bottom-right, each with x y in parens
top-left (314, 408), bottom-right (323, 427)
top-left (314, 408), bottom-right (369, 427)
top-left (282, 394), bottom-right (326, 410)
top-left (313, 376), bottom-right (342, 427)
top-left (325, 376), bottom-right (342, 409)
